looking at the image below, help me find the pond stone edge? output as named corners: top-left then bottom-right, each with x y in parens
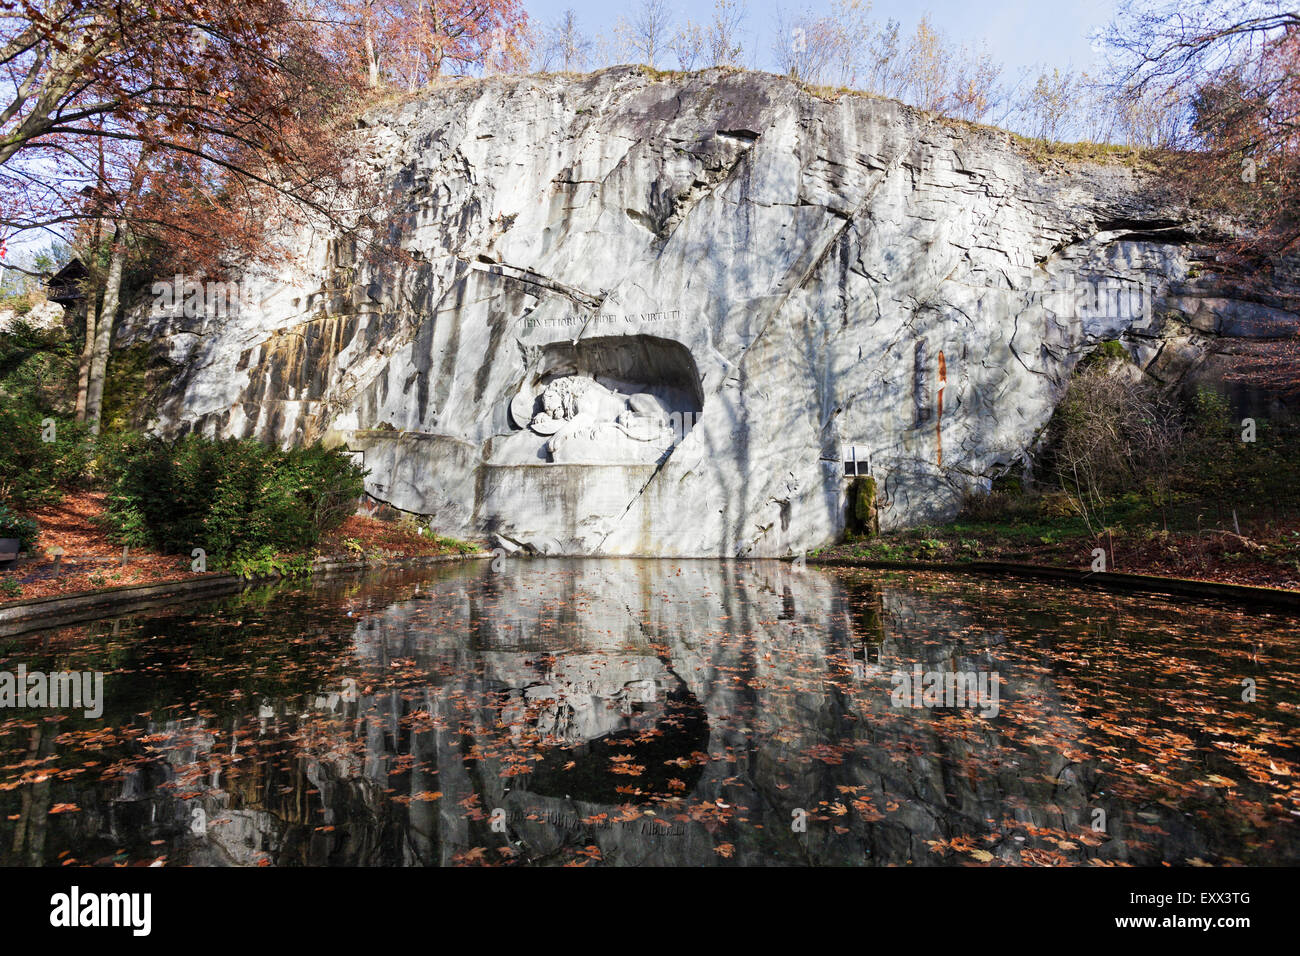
top-left (0, 552), bottom-right (492, 636)
top-left (806, 557), bottom-right (1300, 613)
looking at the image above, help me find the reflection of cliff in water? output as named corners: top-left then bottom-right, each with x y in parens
top-left (2, 559), bottom-right (1297, 867)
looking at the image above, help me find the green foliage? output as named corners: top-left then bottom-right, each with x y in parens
top-left (0, 579), bottom-right (21, 598)
top-left (101, 434), bottom-right (367, 568)
top-left (1079, 339), bottom-right (1129, 369)
top-left (0, 312), bottom-right (89, 511)
top-left (0, 404), bottom-right (92, 508)
top-left (1040, 362), bottom-right (1185, 531)
top-left (226, 546), bottom-right (312, 579)
top-left (959, 375), bottom-right (1300, 543)
top-left (0, 502), bottom-right (38, 550)
top-left (30, 242), bottom-right (70, 275)
top-left (432, 535), bottom-right (481, 554)
top-left (1180, 388), bottom-right (1300, 518)
top-left (0, 316), bottom-right (78, 408)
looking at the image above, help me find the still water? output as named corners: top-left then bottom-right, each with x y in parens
top-left (1, 559), bottom-right (1297, 866)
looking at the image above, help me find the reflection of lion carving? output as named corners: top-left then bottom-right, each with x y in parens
top-left (488, 651), bottom-right (708, 805)
top-left (499, 656), bottom-right (666, 746)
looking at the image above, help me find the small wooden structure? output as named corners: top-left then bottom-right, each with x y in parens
top-left (45, 257), bottom-right (88, 306)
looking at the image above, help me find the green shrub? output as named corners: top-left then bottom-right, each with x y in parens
top-left (97, 431), bottom-right (206, 553)
top-left (101, 434), bottom-right (367, 566)
top-left (226, 545), bottom-right (313, 579)
top-left (1040, 363), bottom-right (1184, 531)
top-left (0, 404), bottom-right (92, 507)
top-left (433, 535), bottom-right (481, 554)
top-left (0, 316), bottom-right (74, 381)
top-left (0, 501), bottom-right (39, 550)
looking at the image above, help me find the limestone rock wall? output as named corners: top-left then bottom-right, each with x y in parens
top-left (122, 66), bottom-right (1292, 556)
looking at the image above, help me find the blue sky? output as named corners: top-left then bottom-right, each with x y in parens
top-left (2, 0), bottom-right (1119, 262)
top-left (524, 0), bottom-right (1119, 78)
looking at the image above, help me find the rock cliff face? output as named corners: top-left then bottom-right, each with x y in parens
top-left (123, 66), bottom-right (1290, 556)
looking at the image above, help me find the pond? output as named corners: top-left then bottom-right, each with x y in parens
top-left (1, 559), bottom-right (1297, 866)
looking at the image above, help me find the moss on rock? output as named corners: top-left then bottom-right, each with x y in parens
top-left (847, 475), bottom-right (879, 537)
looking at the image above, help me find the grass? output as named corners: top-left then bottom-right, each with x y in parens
top-left (816, 382), bottom-right (1300, 589)
top-left (821, 491), bottom-right (1300, 590)
top-left (430, 535), bottom-right (482, 555)
top-left (1007, 133), bottom-right (1162, 170)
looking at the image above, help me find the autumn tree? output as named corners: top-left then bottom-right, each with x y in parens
top-left (946, 44), bottom-right (1003, 124)
top-left (1103, 0), bottom-right (1299, 275)
top-left (768, 7), bottom-right (1005, 124)
top-left (1, 1), bottom-right (367, 431)
top-left (772, 6), bottom-right (832, 83)
top-left (900, 15), bottom-right (950, 113)
top-left (1116, 82), bottom-right (1183, 147)
top-left (1047, 360), bottom-right (1186, 534)
top-left (332, 0), bottom-right (528, 89)
top-left (1015, 67), bottom-right (1080, 142)
top-left (859, 18), bottom-right (907, 99)
top-left (1070, 74), bottom-right (1121, 144)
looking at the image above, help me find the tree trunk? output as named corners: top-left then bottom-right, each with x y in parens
top-left (74, 293), bottom-right (99, 421)
top-left (365, 24), bottom-right (380, 87)
top-left (84, 224), bottom-right (125, 435)
top-left (83, 144), bottom-right (150, 433)
top-left (78, 131), bottom-right (108, 421)
top-left (429, 5), bottom-right (443, 80)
